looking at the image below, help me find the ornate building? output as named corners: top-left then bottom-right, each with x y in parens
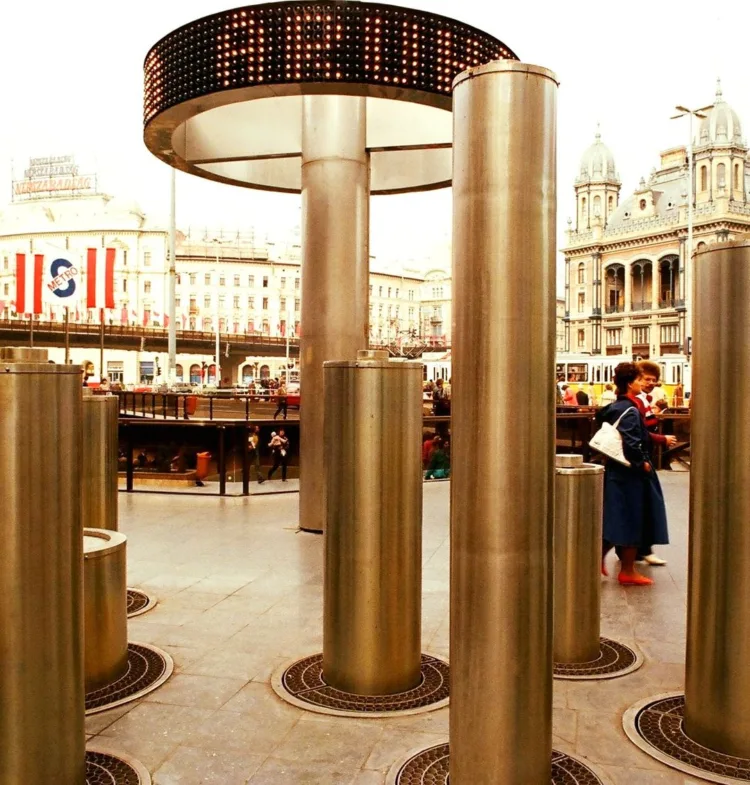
top-left (562, 81), bottom-right (750, 387)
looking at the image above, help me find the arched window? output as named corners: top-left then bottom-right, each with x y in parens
top-left (577, 263), bottom-right (585, 284)
top-left (175, 364), bottom-right (184, 381)
top-left (700, 165), bottom-right (708, 191)
top-left (189, 364), bottom-right (201, 384)
top-left (207, 364), bottom-right (217, 383)
top-left (717, 163), bottom-right (726, 189)
top-left (261, 319), bottom-right (270, 334)
top-left (593, 195), bottom-right (601, 216)
top-left (608, 195), bottom-right (614, 213)
top-left (581, 196), bottom-right (587, 215)
top-left (735, 163), bottom-right (741, 190)
top-left (242, 365), bottom-right (253, 382)
top-left (260, 364), bottom-right (270, 380)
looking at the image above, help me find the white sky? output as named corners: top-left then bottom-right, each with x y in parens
top-left (1, 0), bottom-right (748, 285)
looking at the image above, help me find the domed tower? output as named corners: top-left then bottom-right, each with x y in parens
top-left (694, 79), bottom-right (747, 205)
top-left (575, 127), bottom-right (621, 231)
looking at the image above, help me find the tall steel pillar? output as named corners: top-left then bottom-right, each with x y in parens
top-left (0, 347), bottom-right (85, 784)
top-left (685, 239), bottom-right (750, 757)
top-left (299, 95), bottom-right (370, 534)
top-left (450, 62), bottom-right (558, 784)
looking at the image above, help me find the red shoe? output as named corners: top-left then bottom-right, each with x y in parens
top-left (618, 572), bottom-right (654, 586)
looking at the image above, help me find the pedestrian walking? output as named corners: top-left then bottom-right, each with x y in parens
top-left (273, 382), bottom-right (288, 420)
top-left (432, 378), bottom-right (450, 416)
top-left (598, 362), bottom-right (670, 586)
top-left (267, 429), bottom-right (289, 481)
top-left (248, 425), bottom-right (265, 484)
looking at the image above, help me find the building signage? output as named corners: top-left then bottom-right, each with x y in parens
top-left (12, 155), bottom-right (97, 201)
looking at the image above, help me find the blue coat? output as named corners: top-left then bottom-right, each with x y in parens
top-left (598, 397), bottom-right (669, 547)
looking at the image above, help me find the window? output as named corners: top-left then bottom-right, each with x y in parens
top-left (387, 305), bottom-right (392, 317)
top-left (233, 274), bottom-right (240, 286)
top-left (701, 165), bottom-right (708, 191)
top-left (581, 196), bottom-right (587, 215)
top-left (395, 288), bottom-right (399, 298)
top-left (205, 273), bottom-right (211, 286)
top-left (175, 297), bottom-right (181, 308)
top-left (735, 163), bottom-right (741, 190)
top-left (144, 281), bottom-right (151, 294)
top-left (577, 329), bottom-right (585, 348)
top-left (369, 285), bottom-right (373, 296)
top-left (281, 277), bottom-right (286, 288)
top-left (632, 326), bottom-right (650, 345)
top-left (606, 328), bottom-right (622, 346)
top-left (189, 273), bottom-right (196, 285)
top-left (717, 163), bottom-right (726, 189)
top-left (248, 275), bottom-right (255, 287)
top-left (219, 275), bottom-right (226, 286)
top-left (660, 324), bottom-right (679, 344)
top-left (123, 279), bottom-right (128, 293)
top-left (409, 307), bottom-right (414, 319)
top-left (262, 276), bottom-right (268, 288)
top-left (4, 283), bottom-right (9, 296)
top-left (189, 297), bottom-right (196, 312)
top-left (295, 278), bottom-right (300, 290)
top-left (233, 296), bottom-right (240, 309)
top-left (204, 295), bottom-right (211, 308)
top-left (219, 295), bottom-right (226, 308)
top-left (639, 199), bottom-right (647, 211)
top-left (577, 263), bottom-right (585, 284)
top-left (3, 256), bottom-right (8, 270)
top-left (262, 297), bottom-right (268, 310)
top-left (295, 298), bottom-right (300, 312)
top-left (593, 195), bottom-right (601, 216)
top-left (248, 296), bottom-right (255, 309)
top-left (577, 292), bottom-right (585, 312)
top-left (143, 251), bottom-right (152, 267)
top-left (379, 304), bottom-right (384, 315)
top-left (409, 289), bottom-right (414, 300)
top-left (608, 195), bottom-right (614, 212)
top-left (388, 287), bottom-right (391, 298)
top-left (280, 297), bottom-right (287, 311)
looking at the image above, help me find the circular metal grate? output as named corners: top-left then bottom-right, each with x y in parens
top-left (624, 693), bottom-right (750, 784)
top-left (86, 642), bottom-right (173, 715)
top-left (126, 589), bottom-right (157, 618)
top-left (272, 653), bottom-right (449, 717)
top-left (86, 747), bottom-right (151, 784)
top-left (554, 637), bottom-right (643, 681)
top-left (386, 743), bottom-right (605, 784)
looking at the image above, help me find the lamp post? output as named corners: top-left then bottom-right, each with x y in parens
top-left (671, 102), bottom-right (713, 389)
top-left (207, 239), bottom-right (225, 387)
top-left (167, 168), bottom-right (177, 383)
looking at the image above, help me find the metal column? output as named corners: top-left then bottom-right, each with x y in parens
top-left (554, 455), bottom-right (604, 664)
top-left (299, 95), bottom-right (370, 534)
top-left (82, 389), bottom-right (119, 531)
top-left (0, 347), bottom-right (85, 784)
top-left (685, 239), bottom-right (750, 756)
top-left (323, 351), bottom-right (422, 695)
top-left (84, 528), bottom-right (128, 694)
top-left (450, 62), bottom-right (558, 784)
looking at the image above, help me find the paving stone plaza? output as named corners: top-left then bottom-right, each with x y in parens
top-left (81, 474), bottom-right (700, 784)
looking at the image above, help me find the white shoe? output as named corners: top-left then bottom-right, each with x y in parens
top-left (644, 554), bottom-right (667, 566)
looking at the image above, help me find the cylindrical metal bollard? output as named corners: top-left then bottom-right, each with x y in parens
top-left (554, 454), bottom-right (604, 664)
top-left (0, 347), bottom-right (86, 785)
top-left (450, 62), bottom-right (558, 784)
top-left (82, 388), bottom-right (119, 531)
top-left (685, 239), bottom-right (750, 757)
top-left (323, 350), bottom-right (423, 695)
top-left (84, 528), bottom-right (128, 693)
top-left (299, 94), bottom-right (370, 534)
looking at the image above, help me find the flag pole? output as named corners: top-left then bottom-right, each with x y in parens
top-left (64, 307), bottom-right (70, 363)
top-left (99, 307), bottom-right (105, 378)
top-left (168, 168), bottom-right (177, 383)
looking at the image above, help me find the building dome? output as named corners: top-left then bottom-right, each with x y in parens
top-left (697, 80), bottom-right (743, 147)
top-left (577, 128), bottom-right (618, 183)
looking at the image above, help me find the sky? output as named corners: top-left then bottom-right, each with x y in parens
top-left (1, 0), bottom-right (748, 286)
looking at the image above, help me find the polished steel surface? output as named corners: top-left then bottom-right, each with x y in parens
top-left (685, 239), bottom-right (750, 757)
top-left (450, 62), bottom-right (558, 784)
top-left (554, 460), bottom-right (604, 664)
top-left (83, 529), bottom-right (129, 694)
top-left (0, 355), bottom-right (85, 784)
top-left (82, 390), bottom-right (119, 531)
top-left (0, 346), bottom-right (49, 362)
top-left (323, 353), bottom-right (423, 694)
top-left (299, 95), bottom-right (370, 534)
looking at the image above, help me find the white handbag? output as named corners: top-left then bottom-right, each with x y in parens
top-left (589, 407), bottom-right (637, 466)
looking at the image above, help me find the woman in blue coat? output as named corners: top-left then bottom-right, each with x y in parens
top-left (599, 362), bottom-right (669, 586)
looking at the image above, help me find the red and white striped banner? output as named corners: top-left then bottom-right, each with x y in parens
top-left (86, 247), bottom-right (116, 309)
top-left (15, 253), bottom-right (45, 314)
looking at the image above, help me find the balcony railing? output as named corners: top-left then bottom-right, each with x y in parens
top-left (605, 305), bottom-right (624, 314)
top-left (659, 297), bottom-right (676, 309)
top-left (630, 302), bottom-right (650, 312)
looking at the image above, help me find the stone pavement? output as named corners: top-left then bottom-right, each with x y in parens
top-left (89, 473), bottom-right (702, 784)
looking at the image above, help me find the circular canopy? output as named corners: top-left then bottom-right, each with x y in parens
top-left (143, 1), bottom-right (517, 194)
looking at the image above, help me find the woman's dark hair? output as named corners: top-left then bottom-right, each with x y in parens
top-left (613, 362), bottom-right (641, 395)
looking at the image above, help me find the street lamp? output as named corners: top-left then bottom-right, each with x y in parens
top-left (671, 102), bottom-right (713, 384)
